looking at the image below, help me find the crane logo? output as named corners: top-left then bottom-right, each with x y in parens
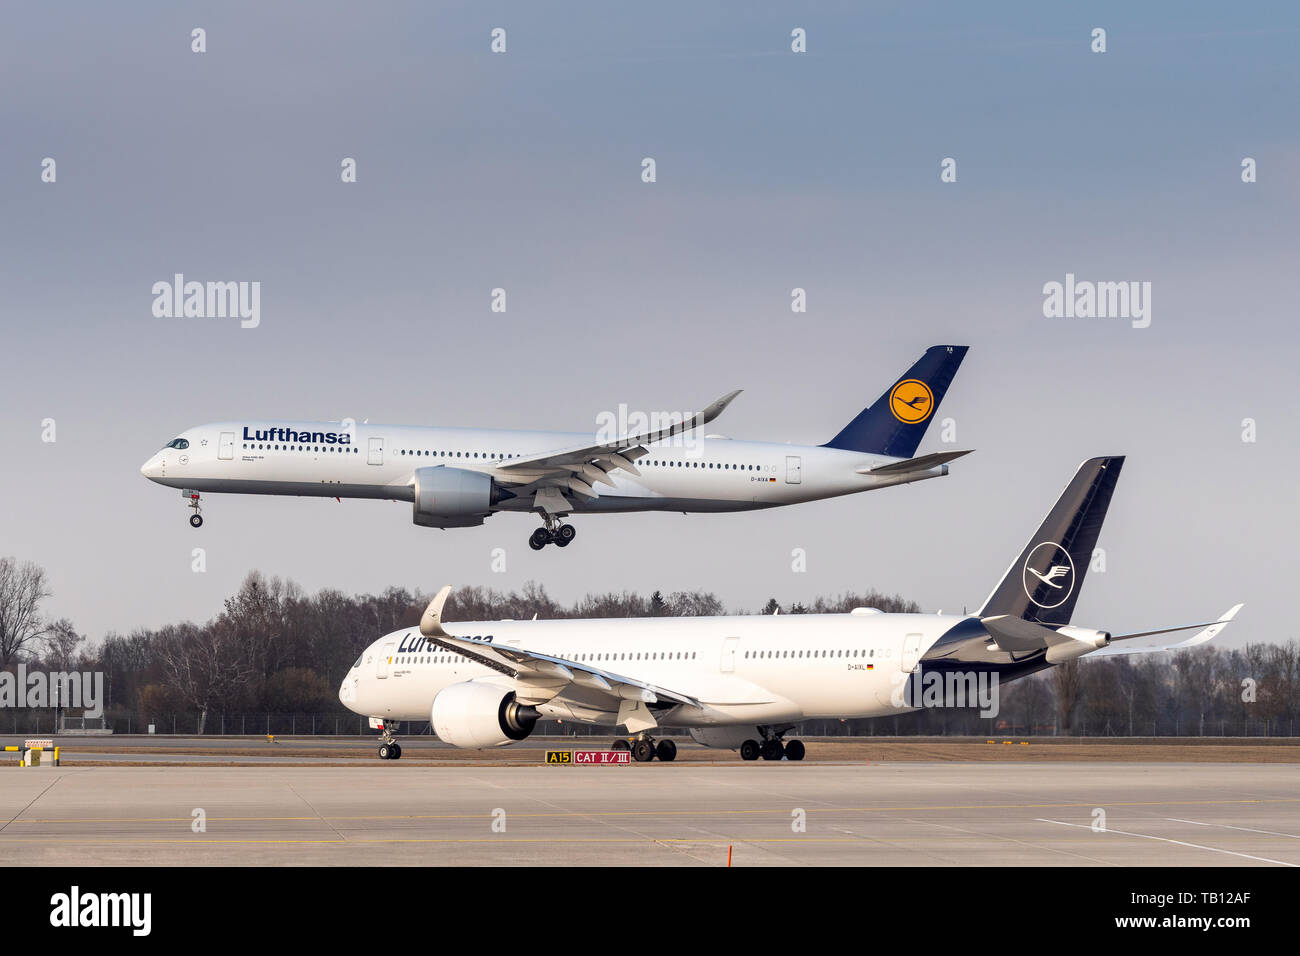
top-left (889, 379), bottom-right (934, 424)
top-left (1022, 542), bottom-right (1075, 609)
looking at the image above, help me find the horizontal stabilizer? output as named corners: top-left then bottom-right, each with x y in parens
top-left (980, 614), bottom-right (1056, 652)
top-left (859, 449), bottom-right (974, 476)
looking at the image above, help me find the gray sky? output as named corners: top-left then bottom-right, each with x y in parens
top-left (2, 2), bottom-right (1295, 648)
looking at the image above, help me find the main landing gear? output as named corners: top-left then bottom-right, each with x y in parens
top-left (739, 727), bottom-right (805, 762)
top-left (529, 514), bottom-right (577, 550)
top-left (376, 723), bottom-right (402, 760)
top-left (613, 734), bottom-right (676, 762)
top-left (185, 490), bottom-right (203, 528)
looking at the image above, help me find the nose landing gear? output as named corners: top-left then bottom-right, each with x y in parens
top-left (375, 722), bottom-right (402, 760)
top-left (184, 490), bottom-right (203, 528)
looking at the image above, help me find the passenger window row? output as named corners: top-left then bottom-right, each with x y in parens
top-left (398, 450), bottom-right (517, 459)
top-left (242, 444), bottom-right (358, 453)
top-left (648, 460), bottom-right (766, 470)
top-left (745, 648), bottom-right (875, 659)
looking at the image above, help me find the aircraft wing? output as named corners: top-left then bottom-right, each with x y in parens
top-left (1090, 604), bottom-right (1243, 657)
top-left (418, 587), bottom-right (701, 710)
top-left (489, 389), bottom-right (742, 504)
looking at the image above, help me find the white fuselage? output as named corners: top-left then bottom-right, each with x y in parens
top-left (140, 420), bottom-right (948, 517)
top-left (340, 611), bottom-right (961, 730)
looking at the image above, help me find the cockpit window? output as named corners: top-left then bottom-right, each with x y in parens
top-left (352, 652), bottom-right (364, 669)
top-left (164, 438), bottom-right (190, 450)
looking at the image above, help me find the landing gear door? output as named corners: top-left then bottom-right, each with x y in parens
top-left (720, 636), bottom-right (740, 672)
top-left (785, 455), bottom-right (802, 484)
top-left (368, 437), bottom-right (384, 466)
top-left (376, 641), bottom-right (396, 679)
top-left (218, 432), bottom-right (234, 460)
top-left (902, 633), bottom-right (923, 672)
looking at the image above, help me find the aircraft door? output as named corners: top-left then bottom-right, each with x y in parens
top-left (785, 456), bottom-right (802, 484)
top-left (902, 633), bottom-right (923, 672)
top-left (218, 432), bottom-right (234, 460)
top-left (376, 641), bottom-right (396, 679)
top-left (720, 636), bottom-right (740, 672)
top-left (368, 437), bottom-right (384, 466)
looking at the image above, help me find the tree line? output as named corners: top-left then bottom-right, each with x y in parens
top-left (1, 556), bottom-right (1295, 737)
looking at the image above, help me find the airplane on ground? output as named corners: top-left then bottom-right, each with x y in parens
top-left (338, 455), bottom-right (1242, 761)
top-left (140, 346), bottom-right (970, 550)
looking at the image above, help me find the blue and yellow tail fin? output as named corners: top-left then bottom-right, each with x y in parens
top-left (822, 345), bottom-right (968, 458)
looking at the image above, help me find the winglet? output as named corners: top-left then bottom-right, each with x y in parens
top-left (420, 585), bottom-right (454, 638)
top-left (1219, 603), bottom-right (1245, 623)
top-left (698, 389), bottom-right (743, 427)
top-left (1174, 603), bottom-right (1243, 649)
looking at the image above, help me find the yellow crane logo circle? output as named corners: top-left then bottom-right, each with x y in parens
top-left (889, 379), bottom-right (934, 423)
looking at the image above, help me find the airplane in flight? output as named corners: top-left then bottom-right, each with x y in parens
top-left (338, 455), bottom-right (1241, 761)
top-left (139, 345), bottom-right (970, 550)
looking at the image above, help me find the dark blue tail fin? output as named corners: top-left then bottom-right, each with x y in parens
top-left (822, 345), bottom-right (968, 457)
top-left (979, 456), bottom-right (1124, 627)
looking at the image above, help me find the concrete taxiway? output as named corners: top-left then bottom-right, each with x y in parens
top-left (1, 762), bottom-right (1296, 866)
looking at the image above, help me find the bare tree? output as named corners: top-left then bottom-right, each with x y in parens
top-left (664, 591), bottom-right (724, 617)
top-left (43, 618), bottom-right (84, 670)
top-left (0, 557), bottom-right (52, 664)
top-left (1053, 659), bottom-right (1083, 735)
top-left (808, 590), bottom-right (920, 614)
top-left (156, 622), bottom-right (259, 734)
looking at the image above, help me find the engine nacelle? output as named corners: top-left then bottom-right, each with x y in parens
top-left (1045, 626), bottom-right (1112, 664)
top-left (412, 466), bottom-right (508, 528)
top-left (430, 682), bottom-right (540, 749)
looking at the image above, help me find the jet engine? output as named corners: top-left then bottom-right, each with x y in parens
top-left (430, 682), bottom-right (541, 749)
top-left (411, 466), bottom-right (512, 528)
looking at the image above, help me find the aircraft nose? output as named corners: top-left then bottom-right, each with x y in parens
top-left (140, 455), bottom-right (163, 480)
top-left (339, 676), bottom-right (358, 708)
